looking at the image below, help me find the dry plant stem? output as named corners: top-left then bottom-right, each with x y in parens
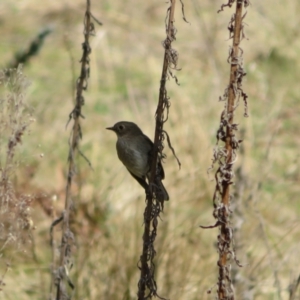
top-left (201, 0), bottom-right (248, 299)
top-left (137, 1), bottom-right (176, 299)
top-left (49, 208), bottom-right (58, 298)
top-left (7, 28), bottom-right (52, 69)
top-left (289, 275), bottom-right (300, 300)
top-left (218, 1), bottom-right (244, 299)
top-left (55, 1), bottom-right (93, 299)
top-left (0, 66), bottom-right (34, 289)
top-left (222, 6), bottom-right (244, 203)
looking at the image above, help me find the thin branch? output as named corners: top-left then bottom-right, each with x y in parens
top-left (202, 1), bottom-right (249, 299)
top-left (53, 1), bottom-right (95, 299)
top-left (137, 0), bottom-right (181, 299)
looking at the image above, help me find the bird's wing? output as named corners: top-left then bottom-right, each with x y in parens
top-left (143, 134), bottom-right (165, 180)
top-left (157, 160), bottom-right (165, 180)
top-left (127, 169), bottom-right (149, 190)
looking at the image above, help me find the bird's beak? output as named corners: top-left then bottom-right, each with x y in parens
top-left (106, 126), bottom-right (115, 131)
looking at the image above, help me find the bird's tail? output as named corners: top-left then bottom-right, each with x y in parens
top-left (156, 180), bottom-right (169, 201)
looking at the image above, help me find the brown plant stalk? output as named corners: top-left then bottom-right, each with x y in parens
top-left (201, 0), bottom-right (249, 299)
top-left (50, 1), bottom-right (96, 299)
top-left (0, 66), bottom-right (34, 290)
top-left (137, 0), bottom-right (180, 299)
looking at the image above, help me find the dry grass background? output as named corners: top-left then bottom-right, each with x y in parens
top-left (1, 0), bottom-right (300, 299)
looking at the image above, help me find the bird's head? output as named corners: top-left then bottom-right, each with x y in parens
top-left (106, 121), bottom-right (143, 138)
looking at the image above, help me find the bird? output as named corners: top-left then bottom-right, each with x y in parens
top-left (106, 121), bottom-right (169, 201)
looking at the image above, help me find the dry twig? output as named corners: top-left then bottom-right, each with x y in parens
top-left (137, 0), bottom-right (184, 298)
top-left (50, 1), bottom-right (99, 299)
top-left (201, 1), bottom-right (250, 299)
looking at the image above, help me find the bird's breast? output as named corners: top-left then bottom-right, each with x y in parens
top-left (116, 137), bottom-right (149, 178)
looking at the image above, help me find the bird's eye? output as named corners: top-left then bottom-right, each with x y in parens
top-left (118, 125), bottom-right (124, 131)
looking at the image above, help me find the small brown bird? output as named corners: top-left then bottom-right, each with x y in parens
top-left (106, 121), bottom-right (169, 201)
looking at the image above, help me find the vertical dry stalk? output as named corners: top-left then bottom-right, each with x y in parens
top-left (137, 1), bottom-right (180, 299)
top-left (0, 66), bottom-right (34, 289)
top-left (201, 0), bottom-right (249, 299)
top-left (51, 1), bottom-right (95, 299)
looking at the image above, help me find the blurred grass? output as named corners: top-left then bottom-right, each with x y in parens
top-left (1, 0), bottom-right (300, 299)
